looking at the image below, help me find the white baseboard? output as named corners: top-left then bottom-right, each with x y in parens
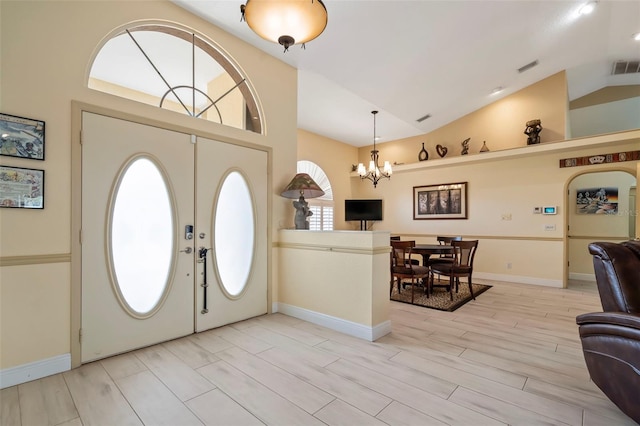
top-left (569, 272), bottom-right (596, 282)
top-left (474, 272), bottom-right (563, 288)
top-left (274, 303), bottom-right (391, 342)
top-left (1, 354), bottom-right (71, 389)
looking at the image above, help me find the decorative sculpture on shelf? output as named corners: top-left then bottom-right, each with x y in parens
top-left (418, 143), bottom-right (429, 161)
top-left (524, 119), bottom-right (543, 145)
top-left (461, 138), bottom-right (470, 155)
top-left (293, 197), bottom-right (312, 230)
top-left (436, 144), bottom-right (448, 158)
top-left (480, 141), bottom-right (490, 153)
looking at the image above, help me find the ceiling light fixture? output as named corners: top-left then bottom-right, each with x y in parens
top-left (633, 32), bottom-right (640, 41)
top-left (491, 86), bottom-right (504, 95)
top-left (240, 0), bottom-right (328, 52)
top-left (357, 111), bottom-right (392, 188)
top-left (578, 1), bottom-right (597, 15)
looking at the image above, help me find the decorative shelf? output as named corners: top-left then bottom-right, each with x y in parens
top-left (352, 129), bottom-right (640, 176)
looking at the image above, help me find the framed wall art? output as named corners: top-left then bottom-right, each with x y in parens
top-left (0, 113), bottom-right (45, 160)
top-left (576, 187), bottom-right (618, 215)
top-left (0, 165), bottom-right (45, 209)
top-left (414, 182), bottom-right (467, 220)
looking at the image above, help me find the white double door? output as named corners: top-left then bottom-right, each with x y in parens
top-left (81, 112), bottom-right (267, 362)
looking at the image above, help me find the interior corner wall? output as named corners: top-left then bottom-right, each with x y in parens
top-left (357, 71), bottom-right (568, 166)
top-left (297, 129), bottom-right (359, 230)
top-left (0, 0), bottom-right (296, 372)
top-left (570, 97), bottom-right (640, 138)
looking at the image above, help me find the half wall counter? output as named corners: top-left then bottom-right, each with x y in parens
top-left (276, 230), bottom-right (391, 341)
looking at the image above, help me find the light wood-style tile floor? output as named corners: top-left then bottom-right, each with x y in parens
top-left (2, 280), bottom-right (636, 426)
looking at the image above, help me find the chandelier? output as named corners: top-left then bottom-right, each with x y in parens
top-left (241, 0), bottom-right (328, 52)
top-left (357, 111), bottom-right (392, 188)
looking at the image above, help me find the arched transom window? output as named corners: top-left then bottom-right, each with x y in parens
top-left (89, 24), bottom-right (262, 133)
top-left (297, 160), bottom-right (333, 231)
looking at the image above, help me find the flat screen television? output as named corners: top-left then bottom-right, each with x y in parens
top-left (345, 199), bottom-right (383, 221)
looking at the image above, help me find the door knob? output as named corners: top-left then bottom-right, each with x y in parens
top-left (180, 247), bottom-right (193, 254)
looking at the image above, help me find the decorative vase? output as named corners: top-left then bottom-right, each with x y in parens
top-left (480, 141), bottom-right (490, 153)
top-left (418, 143), bottom-right (429, 161)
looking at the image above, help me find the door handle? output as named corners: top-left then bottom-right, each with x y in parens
top-left (180, 247), bottom-right (193, 254)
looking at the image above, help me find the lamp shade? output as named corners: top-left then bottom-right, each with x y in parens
top-left (281, 173), bottom-right (325, 199)
top-left (242, 0), bottom-right (328, 50)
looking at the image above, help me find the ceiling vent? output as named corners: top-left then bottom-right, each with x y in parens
top-left (611, 60), bottom-right (640, 75)
top-left (416, 113), bottom-right (431, 123)
top-left (518, 60), bottom-right (539, 73)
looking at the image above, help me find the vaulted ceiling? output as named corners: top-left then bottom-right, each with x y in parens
top-left (174, 1), bottom-right (640, 146)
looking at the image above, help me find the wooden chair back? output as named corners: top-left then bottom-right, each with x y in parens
top-left (452, 240), bottom-right (478, 268)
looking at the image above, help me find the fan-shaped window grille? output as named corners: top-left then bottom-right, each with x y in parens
top-left (297, 160), bottom-right (333, 230)
top-left (88, 24), bottom-right (262, 133)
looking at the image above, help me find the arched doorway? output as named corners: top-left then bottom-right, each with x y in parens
top-left (566, 170), bottom-right (637, 288)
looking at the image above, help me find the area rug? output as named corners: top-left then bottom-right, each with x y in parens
top-left (390, 280), bottom-right (492, 312)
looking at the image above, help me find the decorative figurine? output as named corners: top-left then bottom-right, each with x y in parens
top-left (480, 141), bottom-right (490, 152)
top-left (524, 119), bottom-right (543, 145)
top-left (293, 196), bottom-right (312, 230)
top-left (461, 138), bottom-right (470, 155)
top-left (418, 143), bottom-right (429, 161)
top-left (436, 144), bottom-right (448, 158)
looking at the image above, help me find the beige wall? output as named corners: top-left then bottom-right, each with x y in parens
top-left (349, 135), bottom-right (639, 286)
top-left (278, 230), bottom-right (389, 329)
top-left (358, 72), bottom-right (568, 166)
top-left (0, 0), bottom-right (297, 370)
top-left (297, 129), bottom-right (359, 230)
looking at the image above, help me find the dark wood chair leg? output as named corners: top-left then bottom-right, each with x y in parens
top-left (449, 275), bottom-right (454, 300)
top-left (468, 274), bottom-right (475, 300)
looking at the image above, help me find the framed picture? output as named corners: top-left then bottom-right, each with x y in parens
top-left (0, 113), bottom-right (45, 160)
top-left (413, 182), bottom-right (467, 220)
top-left (576, 187), bottom-right (618, 215)
top-left (0, 165), bottom-right (44, 209)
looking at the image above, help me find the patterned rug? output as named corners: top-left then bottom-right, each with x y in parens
top-left (390, 280), bottom-right (492, 312)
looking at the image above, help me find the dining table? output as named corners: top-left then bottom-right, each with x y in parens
top-left (411, 244), bottom-right (454, 266)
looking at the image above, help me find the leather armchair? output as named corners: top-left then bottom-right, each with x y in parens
top-left (576, 240), bottom-right (640, 423)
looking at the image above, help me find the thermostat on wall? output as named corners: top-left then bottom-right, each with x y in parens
top-left (543, 206), bottom-right (557, 215)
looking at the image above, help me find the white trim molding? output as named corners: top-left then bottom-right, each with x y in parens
top-left (474, 272), bottom-right (563, 288)
top-left (0, 354), bottom-right (71, 389)
top-left (274, 303), bottom-right (391, 342)
top-left (569, 272), bottom-right (596, 282)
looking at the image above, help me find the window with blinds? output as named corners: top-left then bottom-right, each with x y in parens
top-left (308, 203), bottom-right (334, 231)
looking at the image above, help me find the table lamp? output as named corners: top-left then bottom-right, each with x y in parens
top-left (281, 173), bottom-right (325, 229)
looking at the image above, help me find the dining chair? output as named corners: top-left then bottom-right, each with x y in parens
top-left (429, 240), bottom-right (479, 301)
top-left (427, 236), bottom-right (462, 267)
top-left (390, 240), bottom-right (431, 302)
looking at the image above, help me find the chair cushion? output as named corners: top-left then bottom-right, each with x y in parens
top-left (430, 264), bottom-right (471, 275)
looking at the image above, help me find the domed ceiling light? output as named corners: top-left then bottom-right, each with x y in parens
top-left (241, 0), bottom-right (328, 52)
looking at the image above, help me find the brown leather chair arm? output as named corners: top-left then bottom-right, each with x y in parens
top-left (576, 312), bottom-right (640, 331)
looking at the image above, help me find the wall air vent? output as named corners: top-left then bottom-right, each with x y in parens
top-left (517, 60), bottom-right (539, 73)
top-left (416, 113), bottom-right (431, 123)
top-left (611, 60), bottom-right (640, 75)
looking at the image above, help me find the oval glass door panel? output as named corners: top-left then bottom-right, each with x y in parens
top-left (214, 171), bottom-right (254, 297)
top-left (110, 157), bottom-right (174, 315)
